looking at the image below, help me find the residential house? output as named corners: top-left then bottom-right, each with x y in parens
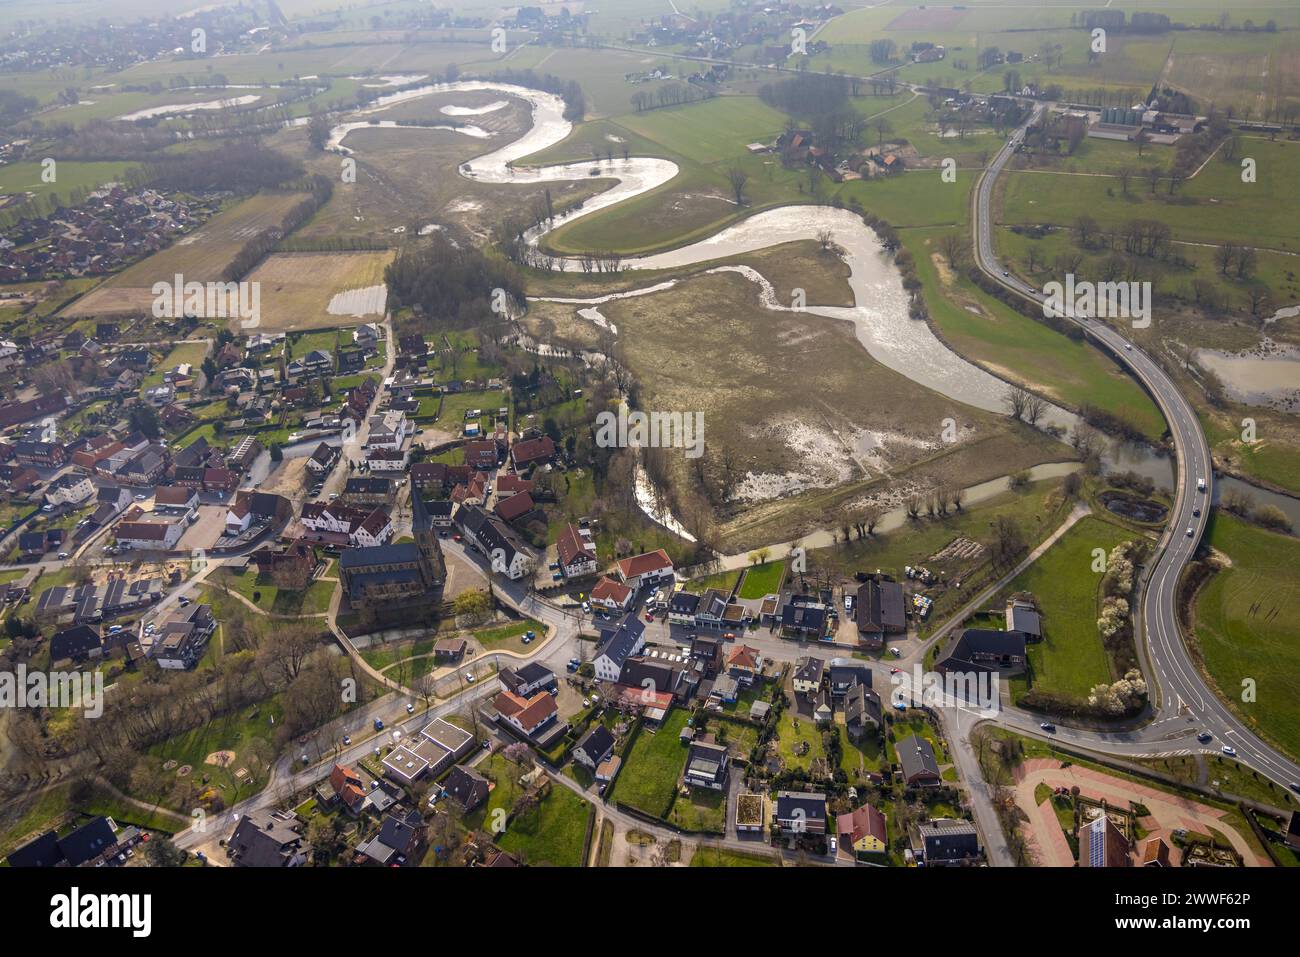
top-left (228, 811), bottom-right (306, 867)
top-left (454, 504), bottom-right (534, 580)
top-left (837, 803), bottom-right (888, 859)
top-left (725, 644), bottom-right (763, 686)
top-left (845, 683), bottom-right (883, 740)
top-left (590, 576), bottom-right (634, 614)
top-left (897, 734), bottom-right (941, 787)
top-left (329, 764), bottom-right (368, 816)
top-left (827, 658), bottom-right (871, 697)
top-left (443, 766), bottom-right (490, 813)
top-left (793, 656), bottom-right (823, 695)
top-left (593, 613), bottom-right (647, 682)
top-left (115, 517), bottom-right (184, 551)
top-left (44, 473), bottom-right (95, 506)
top-left (775, 791), bottom-right (828, 836)
top-left (494, 687), bottom-right (559, 738)
top-left (780, 594), bottom-right (828, 639)
top-left (918, 819), bottom-right (980, 866)
top-left (556, 523), bottom-right (598, 578)
top-left (573, 724), bottom-right (616, 771)
top-left (307, 442), bottom-right (340, 475)
top-left (499, 662), bottom-right (554, 697)
top-left (50, 625), bottom-right (103, 663)
top-left (936, 628), bottom-right (1027, 677)
top-left (684, 737), bottom-right (729, 790)
top-left (151, 602), bottom-right (216, 669)
top-left (614, 549), bottom-right (674, 592)
top-left (510, 434), bottom-right (556, 470)
top-left (356, 809), bottom-right (425, 867)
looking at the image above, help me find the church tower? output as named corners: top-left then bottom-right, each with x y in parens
top-left (411, 488), bottom-right (447, 588)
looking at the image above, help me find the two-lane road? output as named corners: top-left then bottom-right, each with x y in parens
top-left (971, 106), bottom-right (1300, 789)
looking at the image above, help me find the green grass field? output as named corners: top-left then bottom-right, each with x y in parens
top-left (690, 845), bottom-right (779, 866)
top-left (908, 229), bottom-right (1166, 441)
top-left (609, 708), bottom-right (690, 817)
top-left (1193, 512), bottom-right (1300, 762)
top-left (738, 560), bottom-right (786, 599)
top-left (1002, 515), bottom-right (1136, 699)
top-left (467, 753), bottom-right (592, 867)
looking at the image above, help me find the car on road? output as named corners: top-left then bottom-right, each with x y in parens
top-left (889, 667), bottom-right (901, 675)
top-left (828, 836), bottom-right (837, 856)
top-left (41, 504), bottom-right (53, 512)
top-left (1001, 270), bottom-right (1008, 277)
top-left (1186, 527), bottom-right (1194, 537)
top-left (1040, 723), bottom-right (1056, 733)
top-left (452, 533), bottom-right (462, 542)
top-left (57, 551), bottom-right (68, 559)
top-left (1290, 783), bottom-right (1300, 795)
top-left (1124, 343), bottom-right (1132, 351)
top-left (1197, 477), bottom-right (1206, 492)
top-left (1221, 745), bottom-right (1237, 757)
top-left (644, 613), bottom-right (654, 622)
top-left (1197, 732), bottom-right (1213, 743)
top-left (1193, 506), bottom-right (1201, 517)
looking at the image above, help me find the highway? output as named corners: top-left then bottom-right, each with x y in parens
top-left (969, 105), bottom-right (1300, 789)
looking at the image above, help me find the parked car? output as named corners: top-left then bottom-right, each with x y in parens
top-left (342, 735), bottom-right (351, 746)
top-left (567, 658), bottom-right (580, 672)
top-left (406, 703), bottom-right (415, 714)
top-left (374, 718), bottom-right (384, 731)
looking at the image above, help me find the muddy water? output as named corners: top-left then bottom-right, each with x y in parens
top-left (335, 82), bottom-right (1300, 537)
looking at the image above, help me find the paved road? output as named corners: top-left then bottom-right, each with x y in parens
top-left (969, 106), bottom-right (1300, 789)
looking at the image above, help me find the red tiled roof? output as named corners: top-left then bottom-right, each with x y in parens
top-left (616, 549), bottom-right (673, 580)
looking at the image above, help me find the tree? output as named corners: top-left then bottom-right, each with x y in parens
top-left (1003, 384), bottom-right (1030, 421)
top-left (1023, 391), bottom-right (1047, 427)
top-left (726, 165), bottom-right (749, 206)
top-left (1073, 215), bottom-right (1099, 249)
top-left (306, 112), bottom-right (331, 151)
top-left (872, 116), bottom-right (893, 145)
top-left (453, 589), bottom-right (492, 624)
top-left (144, 836), bottom-right (187, 867)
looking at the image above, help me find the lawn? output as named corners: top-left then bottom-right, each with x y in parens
top-left (738, 560), bottom-right (785, 599)
top-left (682, 568), bottom-right (741, 595)
top-left (666, 787), bottom-right (726, 834)
top-left (775, 709), bottom-right (828, 774)
top-left (211, 567), bottom-right (335, 617)
top-left (467, 754), bottom-right (592, 867)
top-left (690, 845), bottom-right (779, 867)
top-left (1000, 515), bottom-right (1134, 700)
top-left (608, 709), bottom-right (690, 817)
top-left (1192, 511), bottom-right (1300, 762)
top-left (472, 618), bottom-right (543, 654)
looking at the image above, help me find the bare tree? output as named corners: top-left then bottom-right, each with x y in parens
top-left (726, 165), bottom-right (749, 206)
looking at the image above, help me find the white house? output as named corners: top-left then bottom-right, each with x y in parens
top-left (615, 549), bottom-right (675, 592)
top-left (365, 410), bottom-right (411, 451)
top-left (593, 614), bottom-right (647, 682)
top-left (45, 473), bottom-right (96, 507)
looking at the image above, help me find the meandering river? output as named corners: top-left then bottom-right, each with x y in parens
top-left (330, 81), bottom-right (1300, 536)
